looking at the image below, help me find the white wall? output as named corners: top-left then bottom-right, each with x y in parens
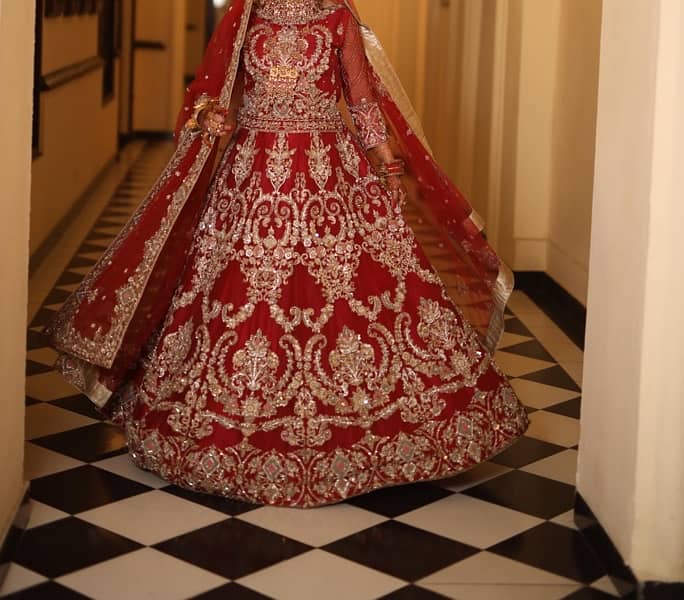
top-left (0, 0), bottom-right (32, 542)
top-left (498, 0), bottom-right (601, 302)
top-left (578, 0), bottom-right (684, 582)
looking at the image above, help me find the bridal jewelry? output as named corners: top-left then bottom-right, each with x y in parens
top-left (185, 94), bottom-right (220, 133)
top-left (375, 158), bottom-right (406, 189)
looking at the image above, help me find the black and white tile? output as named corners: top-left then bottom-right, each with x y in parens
top-left (1, 142), bottom-right (632, 599)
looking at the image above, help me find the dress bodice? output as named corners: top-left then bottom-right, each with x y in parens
top-left (238, 7), bottom-right (347, 132)
top-left (237, 3), bottom-right (389, 150)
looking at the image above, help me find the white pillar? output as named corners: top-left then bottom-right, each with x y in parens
top-left (578, 0), bottom-right (684, 582)
top-left (0, 0), bottom-right (33, 540)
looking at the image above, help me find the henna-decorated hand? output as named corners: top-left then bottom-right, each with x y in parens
top-left (387, 175), bottom-right (408, 211)
top-left (199, 108), bottom-right (235, 143)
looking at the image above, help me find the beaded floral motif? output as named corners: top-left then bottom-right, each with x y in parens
top-left (335, 133), bottom-right (361, 179)
top-left (306, 132), bottom-right (332, 189)
top-left (266, 133), bottom-right (297, 191)
top-left (232, 130), bottom-right (259, 188)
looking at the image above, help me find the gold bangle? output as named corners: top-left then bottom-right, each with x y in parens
top-left (185, 95), bottom-right (218, 132)
top-left (375, 158), bottom-right (406, 188)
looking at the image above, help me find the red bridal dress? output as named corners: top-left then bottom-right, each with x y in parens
top-left (48, 0), bottom-right (528, 507)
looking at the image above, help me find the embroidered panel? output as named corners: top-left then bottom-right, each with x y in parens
top-left (239, 20), bottom-right (342, 132)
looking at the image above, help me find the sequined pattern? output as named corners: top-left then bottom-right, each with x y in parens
top-left (238, 3), bottom-right (387, 149)
top-left (255, 0), bottom-right (331, 25)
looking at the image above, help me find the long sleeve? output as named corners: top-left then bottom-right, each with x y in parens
top-left (173, 3), bottom-right (247, 140)
top-left (339, 11), bottom-right (389, 151)
top-left (175, 39), bottom-right (230, 140)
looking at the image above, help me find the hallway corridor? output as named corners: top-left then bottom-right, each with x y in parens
top-left (0, 143), bottom-right (630, 599)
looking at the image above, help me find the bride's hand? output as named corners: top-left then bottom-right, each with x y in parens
top-left (199, 108), bottom-right (235, 141)
top-left (386, 175), bottom-right (407, 210)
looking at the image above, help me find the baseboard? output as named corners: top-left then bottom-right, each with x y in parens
top-left (0, 486), bottom-right (30, 591)
top-left (514, 271), bottom-right (586, 349)
top-left (546, 241), bottom-right (589, 305)
top-left (575, 494), bottom-right (684, 599)
top-left (118, 131), bottom-right (173, 148)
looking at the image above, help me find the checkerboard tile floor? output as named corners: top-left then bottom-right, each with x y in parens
top-left (2, 142), bottom-right (632, 599)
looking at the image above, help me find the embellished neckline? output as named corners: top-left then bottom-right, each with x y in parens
top-left (255, 0), bottom-right (335, 25)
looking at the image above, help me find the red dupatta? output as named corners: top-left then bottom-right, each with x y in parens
top-left (47, 0), bottom-right (256, 406)
top-left (48, 0), bottom-right (512, 408)
top-left (342, 0), bottom-right (513, 352)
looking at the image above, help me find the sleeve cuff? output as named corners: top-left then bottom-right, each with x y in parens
top-left (349, 100), bottom-right (389, 150)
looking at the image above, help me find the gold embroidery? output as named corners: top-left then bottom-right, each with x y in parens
top-left (232, 130), bottom-right (259, 188)
top-left (239, 21), bottom-right (341, 133)
top-left (335, 132), bottom-right (361, 179)
top-left (255, 0), bottom-right (334, 26)
top-left (125, 379), bottom-right (528, 507)
top-left (348, 100), bottom-right (389, 150)
top-left (230, 330), bottom-right (281, 420)
top-left (266, 132), bottom-right (297, 191)
top-left (306, 132), bottom-right (332, 189)
top-left (329, 327), bottom-right (376, 400)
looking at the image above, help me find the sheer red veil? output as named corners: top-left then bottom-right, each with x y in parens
top-left (47, 0), bottom-right (512, 409)
top-left (340, 0), bottom-right (512, 354)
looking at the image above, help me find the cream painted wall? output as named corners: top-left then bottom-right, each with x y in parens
top-left (133, 0), bottom-right (187, 132)
top-left (423, 0), bottom-right (465, 193)
top-left (508, 0), bottom-right (560, 271)
top-left (42, 12), bottom-right (99, 73)
top-left (31, 11), bottom-right (120, 253)
top-left (579, 0), bottom-right (684, 582)
top-left (548, 0), bottom-right (602, 303)
top-left (490, 0), bottom-right (600, 298)
top-left (32, 70), bottom-right (119, 253)
top-left (185, 0), bottom-right (207, 79)
top-left (0, 0), bottom-right (33, 541)
top-left (378, 0), bottom-right (601, 304)
top-left (481, 0), bottom-right (601, 302)
top-left (119, 0), bottom-right (134, 135)
top-left (422, 0), bottom-right (452, 158)
top-left (33, 0), bottom-right (188, 252)
top-left (354, 0), bottom-right (428, 117)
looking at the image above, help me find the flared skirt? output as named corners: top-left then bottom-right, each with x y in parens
top-left (113, 126), bottom-right (528, 507)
